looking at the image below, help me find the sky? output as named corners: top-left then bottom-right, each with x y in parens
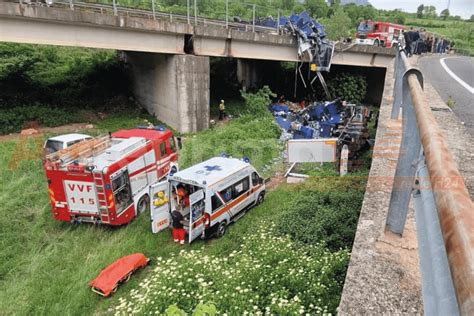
top-left (369, 0), bottom-right (474, 19)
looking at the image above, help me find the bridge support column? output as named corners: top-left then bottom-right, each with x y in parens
top-left (126, 52), bottom-right (210, 133)
top-left (237, 59), bottom-right (260, 90)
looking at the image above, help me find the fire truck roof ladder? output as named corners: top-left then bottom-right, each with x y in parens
top-left (46, 136), bottom-right (111, 165)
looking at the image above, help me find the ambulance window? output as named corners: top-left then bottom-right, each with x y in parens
top-left (220, 187), bottom-right (233, 203)
top-left (159, 142), bottom-right (167, 157)
top-left (252, 172), bottom-right (259, 186)
top-left (233, 177), bottom-right (249, 199)
top-left (211, 194), bottom-right (223, 213)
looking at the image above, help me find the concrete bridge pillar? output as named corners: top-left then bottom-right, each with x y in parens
top-left (237, 59), bottom-right (260, 90)
top-left (126, 52), bottom-right (210, 133)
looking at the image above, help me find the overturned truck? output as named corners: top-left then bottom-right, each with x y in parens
top-left (270, 100), bottom-right (372, 166)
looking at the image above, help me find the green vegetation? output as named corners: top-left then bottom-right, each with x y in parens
top-left (0, 87), bottom-right (370, 314)
top-left (0, 106), bottom-right (79, 135)
top-left (327, 73), bottom-right (367, 104)
top-left (113, 225), bottom-right (349, 314)
top-left (0, 43), bottom-right (126, 107)
top-left (0, 43), bottom-right (134, 134)
top-left (180, 87), bottom-right (281, 173)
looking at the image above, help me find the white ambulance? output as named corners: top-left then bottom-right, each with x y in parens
top-left (150, 156), bottom-right (266, 243)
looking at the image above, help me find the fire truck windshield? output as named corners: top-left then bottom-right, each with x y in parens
top-left (357, 22), bottom-right (374, 32)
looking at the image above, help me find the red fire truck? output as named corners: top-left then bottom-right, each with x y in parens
top-left (355, 20), bottom-right (405, 48)
top-left (43, 127), bottom-right (179, 226)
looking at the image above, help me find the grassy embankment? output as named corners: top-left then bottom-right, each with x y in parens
top-left (0, 93), bottom-right (373, 315)
top-left (0, 43), bottom-right (375, 314)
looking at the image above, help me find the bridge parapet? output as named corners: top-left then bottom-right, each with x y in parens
top-left (0, 1), bottom-right (395, 64)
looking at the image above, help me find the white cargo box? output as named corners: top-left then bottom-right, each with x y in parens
top-left (287, 138), bottom-right (338, 163)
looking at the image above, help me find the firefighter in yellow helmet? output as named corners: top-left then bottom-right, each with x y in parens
top-left (218, 100), bottom-right (226, 121)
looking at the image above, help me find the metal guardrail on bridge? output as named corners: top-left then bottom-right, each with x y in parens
top-left (17, 0), bottom-right (284, 35)
top-left (386, 42), bottom-right (474, 315)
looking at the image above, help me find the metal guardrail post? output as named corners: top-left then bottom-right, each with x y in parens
top-left (187, 0), bottom-right (190, 24)
top-left (69, 0), bottom-right (74, 10)
top-left (414, 156), bottom-right (460, 316)
top-left (386, 68), bottom-right (423, 235)
top-left (277, 9), bottom-right (280, 34)
top-left (391, 46), bottom-right (405, 119)
top-left (252, 4), bottom-right (255, 32)
top-left (151, 0), bottom-right (155, 20)
top-left (194, 0), bottom-right (197, 25)
top-left (225, 0), bottom-right (228, 29)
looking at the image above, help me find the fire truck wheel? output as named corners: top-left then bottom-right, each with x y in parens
top-left (374, 39), bottom-right (380, 47)
top-left (216, 221), bottom-right (227, 238)
top-left (137, 195), bottom-right (150, 214)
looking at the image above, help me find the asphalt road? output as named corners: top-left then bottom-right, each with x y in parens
top-left (418, 55), bottom-right (474, 136)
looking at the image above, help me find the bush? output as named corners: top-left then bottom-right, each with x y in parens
top-left (276, 188), bottom-right (364, 251)
top-left (240, 85), bottom-right (276, 117)
top-left (327, 73), bottom-right (367, 104)
top-left (0, 105), bottom-right (79, 134)
top-left (112, 225), bottom-right (349, 315)
top-left (179, 114), bottom-right (281, 172)
top-left (180, 87), bottom-right (281, 172)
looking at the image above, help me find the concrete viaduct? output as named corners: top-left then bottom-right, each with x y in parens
top-left (0, 1), bottom-right (395, 132)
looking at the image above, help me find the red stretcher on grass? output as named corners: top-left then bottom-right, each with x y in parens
top-left (89, 253), bottom-right (150, 297)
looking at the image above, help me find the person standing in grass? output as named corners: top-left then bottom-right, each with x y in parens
top-left (219, 100), bottom-right (226, 121)
top-left (171, 206), bottom-right (186, 245)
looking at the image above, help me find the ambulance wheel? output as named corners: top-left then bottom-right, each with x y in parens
top-left (256, 193), bottom-right (265, 205)
top-left (137, 195), bottom-right (150, 214)
top-left (216, 222), bottom-right (227, 238)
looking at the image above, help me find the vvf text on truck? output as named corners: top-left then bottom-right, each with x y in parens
top-left (43, 127), bottom-right (179, 226)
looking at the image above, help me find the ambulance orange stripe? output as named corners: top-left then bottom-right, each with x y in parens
top-left (209, 184), bottom-right (263, 222)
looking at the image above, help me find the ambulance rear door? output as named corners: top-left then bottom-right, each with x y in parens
top-left (188, 189), bottom-right (206, 243)
top-left (150, 180), bottom-right (171, 233)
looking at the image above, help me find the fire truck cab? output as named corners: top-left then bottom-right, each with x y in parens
top-left (355, 20), bottom-right (405, 48)
top-left (150, 156), bottom-right (266, 243)
top-left (43, 127), bottom-right (178, 226)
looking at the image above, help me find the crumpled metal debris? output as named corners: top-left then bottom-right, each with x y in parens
top-left (270, 99), bottom-right (372, 157)
top-left (257, 11), bottom-right (334, 71)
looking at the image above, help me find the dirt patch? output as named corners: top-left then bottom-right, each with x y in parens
top-left (0, 123), bottom-right (96, 143)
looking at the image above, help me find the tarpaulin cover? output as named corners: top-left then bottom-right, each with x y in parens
top-left (89, 253), bottom-right (149, 297)
top-left (275, 116), bottom-right (292, 131)
top-left (271, 104), bottom-right (289, 113)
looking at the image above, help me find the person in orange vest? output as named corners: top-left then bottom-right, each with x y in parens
top-left (176, 185), bottom-right (190, 207)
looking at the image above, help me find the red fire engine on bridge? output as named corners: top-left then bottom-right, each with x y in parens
top-left (355, 20), bottom-right (405, 48)
top-left (43, 127), bottom-right (179, 226)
